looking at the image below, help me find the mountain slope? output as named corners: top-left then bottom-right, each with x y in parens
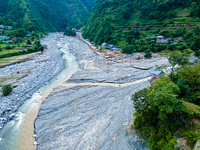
top-left (0, 0), bottom-right (96, 31)
top-left (82, 0), bottom-right (200, 44)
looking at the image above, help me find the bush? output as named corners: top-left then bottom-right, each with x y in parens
top-left (26, 39), bottom-right (32, 45)
top-left (2, 84), bottom-right (13, 96)
top-left (40, 46), bottom-right (44, 53)
top-left (195, 50), bottom-right (200, 57)
top-left (144, 50), bottom-right (152, 58)
top-left (159, 30), bottom-right (170, 37)
top-left (64, 28), bottom-right (76, 36)
top-left (5, 45), bottom-right (12, 50)
top-left (122, 45), bottom-right (135, 54)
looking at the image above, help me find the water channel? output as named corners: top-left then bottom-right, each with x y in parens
top-left (0, 36), bottom-right (79, 150)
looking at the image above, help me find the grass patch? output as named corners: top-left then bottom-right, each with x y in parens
top-left (0, 53), bottom-right (36, 67)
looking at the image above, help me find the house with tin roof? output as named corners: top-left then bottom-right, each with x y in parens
top-left (152, 70), bottom-right (164, 78)
top-left (156, 35), bottom-right (169, 44)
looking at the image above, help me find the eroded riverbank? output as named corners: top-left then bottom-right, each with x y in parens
top-left (0, 34), bottom-right (66, 131)
top-left (34, 33), bottom-right (170, 150)
top-left (0, 33), bottom-right (79, 149)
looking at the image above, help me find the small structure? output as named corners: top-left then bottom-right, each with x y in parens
top-left (156, 35), bottom-right (169, 44)
top-left (6, 40), bottom-right (13, 44)
top-left (91, 41), bottom-right (95, 44)
top-left (0, 25), bottom-right (4, 29)
top-left (101, 43), bottom-right (107, 46)
top-left (174, 39), bottom-right (179, 43)
top-left (7, 26), bottom-right (12, 30)
top-left (72, 28), bottom-right (77, 32)
top-left (174, 37), bottom-right (183, 40)
top-left (111, 47), bottom-right (120, 51)
top-left (0, 36), bottom-right (8, 40)
top-left (26, 34), bottom-right (32, 38)
top-left (26, 45), bottom-right (35, 48)
top-left (152, 70), bottom-right (164, 78)
top-left (12, 37), bottom-right (17, 42)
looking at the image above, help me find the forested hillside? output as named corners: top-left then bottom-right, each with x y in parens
top-left (0, 0), bottom-right (96, 32)
top-left (83, 0), bottom-right (200, 46)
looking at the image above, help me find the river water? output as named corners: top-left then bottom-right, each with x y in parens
top-left (0, 36), bottom-right (79, 150)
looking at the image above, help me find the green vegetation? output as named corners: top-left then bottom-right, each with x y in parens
top-left (144, 50), bottom-right (152, 58)
top-left (0, 53), bottom-right (35, 67)
top-left (64, 28), bottom-right (76, 36)
top-left (2, 84), bottom-right (13, 96)
top-left (0, 0), bottom-right (96, 32)
top-left (27, 39), bottom-right (32, 45)
top-left (0, 30), bottom-right (44, 58)
top-left (83, 0), bottom-right (200, 54)
top-left (132, 63), bottom-right (200, 149)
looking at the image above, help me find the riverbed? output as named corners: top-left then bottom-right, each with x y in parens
top-left (34, 33), bottom-right (169, 150)
top-left (0, 33), bottom-right (79, 149)
top-left (0, 33), bottom-right (170, 150)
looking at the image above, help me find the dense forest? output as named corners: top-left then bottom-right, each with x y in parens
top-left (0, 0), bottom-right (96, 32)
top-left (82, 0), bottom-right (200, 55)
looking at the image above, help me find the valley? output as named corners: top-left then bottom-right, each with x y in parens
top-left (0, 0), bottom-right (200, 149)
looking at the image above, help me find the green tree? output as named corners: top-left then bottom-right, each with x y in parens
top-left (64, 28), bottom-right (76, 36)
top-left (40, 46), bottom-right (44, 53)
top-left (122, 45), bottom-right (134, 54)
top-left (168, 51), bottom-right (189, 74)
top-left (175, 64), bottom-right (200, 104)
top-left (2, 84), bottom-right (13, 96)
top-left (132, 76), bottom-right (193, 150)
top-left (26, 39), bottom-right (32, 45)
top-left (144, 50), bottom-right (152, 58)
top-left (118, 41), bottom-right (128, 50)
top-left (9, 29), bottom-right (27, 38)
top-left (34, 40), bottom-right (42, 47)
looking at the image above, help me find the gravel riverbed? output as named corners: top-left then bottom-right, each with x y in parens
top-left (0, 34), bottom-right (66, 130)
top-left (34, 33), bottom-right (170, 150)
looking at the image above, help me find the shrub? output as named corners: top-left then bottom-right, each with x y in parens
top-left (144, 50), bottom-right (152, 58)
top-left (195, 50), bottom-right (200, 57)
top-left (5, 45), bottom-right (12, 50)
top-left (159, 30), bottom-right (170, 37)
top-left (40, 46), bottom-right (44, 53)
top-left (26, 39), bottom-right (32, 45)
top-left (64, 28), bottom-right (76, 36)
top-left (2, 84), bottom-right (13, 96)
top-left (122, 45), bottom-right (135, 54)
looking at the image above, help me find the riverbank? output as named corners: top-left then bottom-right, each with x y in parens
top-left (34, 33), bottom-right (170, 149)
top-left (0, 34), bottom-right (66, 131)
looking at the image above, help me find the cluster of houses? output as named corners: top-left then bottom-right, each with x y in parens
top-left (156, 35), bottom-right (181, 44)
top-left (98, 43), bottom-right (121, 51)
top-left (0, 36), bottom-right (8, 40)
top-left (0, 34), bottom-right (32, 42)
top-left (0, 36), bottom-right (18, 43)
top-left (0, 25), bottom-right (12, 31)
